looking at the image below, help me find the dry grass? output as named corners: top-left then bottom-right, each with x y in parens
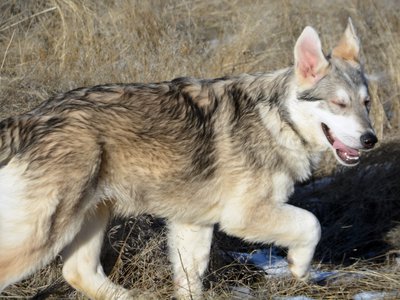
top-left (1, 0), bottom-right (400, 299)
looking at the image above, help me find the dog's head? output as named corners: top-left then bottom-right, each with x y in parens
top-left (291, 18), bottom-right (377, 166)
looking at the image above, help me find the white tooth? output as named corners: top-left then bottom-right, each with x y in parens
top-left (344, 152), bottom-right (358, 161)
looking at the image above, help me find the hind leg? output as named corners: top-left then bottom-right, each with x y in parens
top-left (0, 130), bottom-right (108, 295)
top-left (0, 237), bottom-right (60, 293)
top-left (0, 164), bottom-right (79, 292)
top-left (61, 202), bottom-right (134, 300)
top-left (168, 222), bottom-right (213, 300)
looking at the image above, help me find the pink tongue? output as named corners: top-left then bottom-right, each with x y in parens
top-left (333, 139), bottom-right (359, 157)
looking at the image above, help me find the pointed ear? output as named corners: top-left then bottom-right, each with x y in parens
top-left (332, 18), bottom-right (360, 62)
top-left (294, 26), bottom-right (329, 86)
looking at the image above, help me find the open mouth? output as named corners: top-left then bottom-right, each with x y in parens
top-left (321, 123), bottom-right (360, 166)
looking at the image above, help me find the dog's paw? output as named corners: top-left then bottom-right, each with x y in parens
top-left (287, 255), bottom-right (310, 281)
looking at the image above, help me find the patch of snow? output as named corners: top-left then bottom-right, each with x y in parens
top-left (229, 248), bottom-right (291, 278)
top-left (227, 247), bottom-right (399, 300)
top-left (353, 290), bottom-right (400, 300)
top-left (309, 269), bottom-right (337, 283)
top-left (273, 297), bottom-right (315, 300)
top-left (228, 248), bottom-right (337, 282)
top-left (230, 286), bottom-right (255, 300)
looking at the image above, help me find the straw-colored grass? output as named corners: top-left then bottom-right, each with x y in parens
top-left (1, 0), bottom-right (399, 299)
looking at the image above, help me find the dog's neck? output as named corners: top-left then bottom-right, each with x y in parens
top-left (211, 69), bottom-right (322, 180)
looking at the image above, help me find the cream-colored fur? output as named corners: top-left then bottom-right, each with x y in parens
top-left (0, 19), bottom-right (377, 299)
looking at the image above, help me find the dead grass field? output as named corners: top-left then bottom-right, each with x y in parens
top-left (1, 0), bottom-right (400, 299)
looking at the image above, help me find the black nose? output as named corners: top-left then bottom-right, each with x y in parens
top-left (360, 132), bottom-right (378, 149)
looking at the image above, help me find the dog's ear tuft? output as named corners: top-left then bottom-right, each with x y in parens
top-left (294, 26), bottom-right (329, 87)
top-left (332, 18), bottom-right (360, 62)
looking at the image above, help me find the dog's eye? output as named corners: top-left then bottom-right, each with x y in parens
top-left (331, 99), bottom-right (346, 108)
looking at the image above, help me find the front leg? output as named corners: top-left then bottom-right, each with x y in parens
top-left (220, 202), bottom-right (321, 280)
top-left (168, 222), bottom-right (213, 300)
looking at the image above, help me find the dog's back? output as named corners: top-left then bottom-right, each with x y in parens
top-left (0, 19), bottom-right (377, 300)
top-left (0, 70), bottom-right (302, 298)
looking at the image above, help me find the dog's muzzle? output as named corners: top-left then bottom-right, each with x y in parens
top-left (322, 123), bottom-right (360, 166)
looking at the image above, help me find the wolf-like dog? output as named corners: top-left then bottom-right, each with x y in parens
top-left (0, 19), bottom-right (377, 299)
